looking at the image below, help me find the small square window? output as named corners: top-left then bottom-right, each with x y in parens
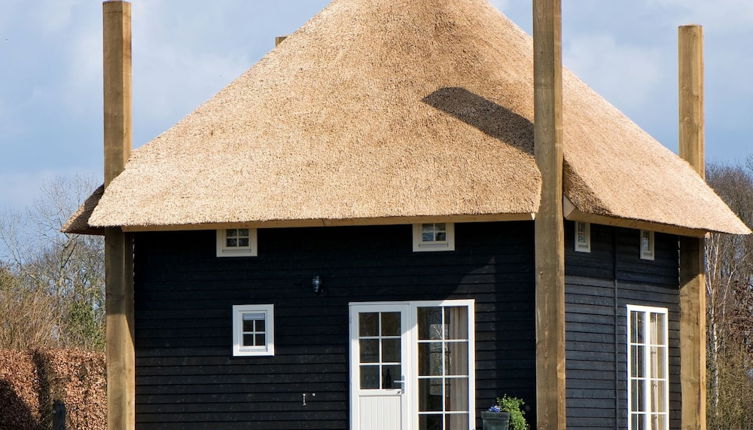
top-left (413, 223), bottom-right (455, 252)
top-left (574, 222), bottom-right (591, 253)
top-left (640, 230), bottom-right (655, 260)
top-left (217, 228), bottom-right (258, 257)
top-left (233, 304), bottom-right (274, 356)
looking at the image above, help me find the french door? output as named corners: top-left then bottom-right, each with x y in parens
top-left (349, 300), bottom-right (475, 430)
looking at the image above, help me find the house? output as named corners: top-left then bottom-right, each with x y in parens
top-left (65, 0), bottom-right (750, 429)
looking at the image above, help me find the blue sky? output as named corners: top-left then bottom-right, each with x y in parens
top-left (1, 0), bottom-right (752, 212)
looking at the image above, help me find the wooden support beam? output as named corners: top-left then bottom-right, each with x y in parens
top-left (103, 2), bottom-right (134, 430)
top-left (533, 0), bottom-right (566, 428)
top-left (678, 24), bottom-right (707, 430)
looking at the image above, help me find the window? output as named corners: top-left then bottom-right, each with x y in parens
top-left (417, 305), bottom-right (472, 430)
top-left (413, 223), bottom-right (455, 252)
top-left (357, 311), bottom-right (402, 390)
top-left (575, 222), bottom-right (591, 252)
top-left (232, 304), bottom-right (274, 356)
top-left (640, 230), bottom-right (655, 260)
top-left (217, 228), bottom-right (258, 257)
top-left (627, 305), bottom-right (669, 430)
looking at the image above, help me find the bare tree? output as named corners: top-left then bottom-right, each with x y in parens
top-left (0, 176), bottom-right (104, 350)
top-left (705, 161), bottom-right (753, 428)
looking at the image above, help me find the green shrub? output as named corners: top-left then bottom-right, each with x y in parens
top-left (496, 395), bottom-right (529, 430)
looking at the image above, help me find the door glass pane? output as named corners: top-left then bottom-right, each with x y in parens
top-left (651, 414), bottom-right (666, 429)
top-left (419, 378), bottom-right (443, 411)
top-left (359, 313), bottom-right (378, 337)
top-left (419, 342), bottom-right (443, 376)
top-left (631, 379), bottom-right (644, 412)
top-left (445, 342), bottom-right (468, 376)
top-left (382, 365), bottom-right (401, 389)
top-left (381, 312), bottom-right (400, 336)
top-left (360, 365), bottom-right (379, 389)
top-left (632, 345), bottom-right (645, 377)
top-left (360, 339), bottom-right (379, 363)
top-left (650, 380), bottom-right (666, 413)
top-left (419, 414), bottom-right (443, 430)
top-left (382, 338), bottom-right (401, 363)
top-left (632, 311), bottom-right (645, 343)
top-left (445, 378), bottom-right (469, 411)
top-left (445, 413), bottom-right (468, 430)
top-left (649, 313), bottom-right (666, 345)
top-left (649, 347), bottom-right (666, 379)
top-left (418, 307), bottom-right (443, 340)
top-left (631, 414), bottom-right (642, 430)
top-left (445, 307), bottom-right (468, 340)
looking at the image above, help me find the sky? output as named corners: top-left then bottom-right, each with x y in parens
top-left (0, 0), bottom-right (752, 212)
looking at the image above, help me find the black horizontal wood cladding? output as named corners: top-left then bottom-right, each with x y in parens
top-left (133, 222), bottom-right (536, 429)
top-left (564, 222), bottom-right (681, 430)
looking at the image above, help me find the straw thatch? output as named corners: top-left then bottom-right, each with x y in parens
top-left (65, 0), bottom-right (749, 235)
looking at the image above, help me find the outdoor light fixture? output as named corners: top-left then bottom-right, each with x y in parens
top-left (312, 275), bottom-right (323, 295)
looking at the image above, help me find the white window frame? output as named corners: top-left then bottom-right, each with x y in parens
top-left (412, 223), bottom-right (455, 252)
top-left (348, 299), bottom-right (476, 430)
top-left (232, 304), bottom-right (274, 356)
top-left (640, 230), bottom-right (655, 260)
top-left (216, 228), bottom-right (258, 257)
top-left (575, 222), bottom-right (591, 253)
top-left (627, 305), bottom-right (669, 430)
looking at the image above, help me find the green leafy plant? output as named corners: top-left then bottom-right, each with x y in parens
top-left (496, 395), bottom-right (529, 430)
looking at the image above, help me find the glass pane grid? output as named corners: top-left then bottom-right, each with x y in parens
top-left (241, 314), bottom-right (266, 347)
top-left (417, 306), bottom-right (470, 430)
top-left (629, 309), bottom-right (668, 429)
top-left (358, 312), bottom-right (402, 390)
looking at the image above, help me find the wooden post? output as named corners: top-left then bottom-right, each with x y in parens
top-left (275, 36), bottom-right (287, 47)
top-left (678, 24), bottom-right (706, 430)
top-left (103, 2), bottom-right (134, 430)
top-left (533, 0), bottom-right (566, 428)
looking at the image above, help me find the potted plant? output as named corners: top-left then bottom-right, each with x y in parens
top-left (482, 395), bottom-right (529, 430)
top-left (481, 405), bottom-right (510, 430)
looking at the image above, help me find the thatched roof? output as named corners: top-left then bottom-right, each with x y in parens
top-left (64, 0), bottom-right (749, 236)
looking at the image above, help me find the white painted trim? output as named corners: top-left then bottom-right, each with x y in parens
top-left (626, 305), bottom-right (669, 430)
top-left (216, 228), bottom-right (258, 257)
top-left (575, 221), bottom-right (591, 253)
top-left (412, 223), bottom-right (455, 252)
top-left (640, 230), bottom-right (655, 260)
top-left (232, 304), bottom-right (274, 356)
top-left (348, 299), bottom-right (476, 430)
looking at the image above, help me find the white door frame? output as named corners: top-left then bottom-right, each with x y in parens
top-left (349, 300), bottom-right (476, 430)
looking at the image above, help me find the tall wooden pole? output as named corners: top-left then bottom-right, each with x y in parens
top-left (533, 0), bottom-right (566, 428)
top-left (678, 24), bottom-right (706, 430)
top-left (103, 2), bottom-right (134, 430)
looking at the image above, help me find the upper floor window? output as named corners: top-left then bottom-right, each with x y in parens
top-left (217, 228), bottom-right (258, 257)
top-left (640, 230), bottom-right (655, 260)
top-left (627, 305), bottom-right (669, 430)
top-left (413, 223), bottom-right (455, 252)
top-left (575, 222), bottom-right (591, 253)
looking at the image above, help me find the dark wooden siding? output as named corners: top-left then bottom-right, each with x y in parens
top-left (565, 222), bottom-right (681, 430)
top-left (133, 222), bottom-right (537, 429)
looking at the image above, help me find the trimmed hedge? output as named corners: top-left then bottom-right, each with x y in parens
top-left (0, 350), bottom-right (105, 430)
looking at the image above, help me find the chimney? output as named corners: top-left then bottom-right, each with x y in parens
top-left (678, 24), bottom-right (707, 430)
top-left (103, 2), bottom-right (135, 430)
top-left (533, 0), bottom-right (566, 428)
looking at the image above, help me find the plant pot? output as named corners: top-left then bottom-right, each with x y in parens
top-left (481, 411), bottom-right (510, 430)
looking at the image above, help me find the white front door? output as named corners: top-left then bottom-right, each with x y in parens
top-left (350, 304), bottom-right (411, 430)
top-left (350, 300), bottom-right (476, 430)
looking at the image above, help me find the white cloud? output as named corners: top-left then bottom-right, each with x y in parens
top-left (564, 34), bottom-right (664, 110)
